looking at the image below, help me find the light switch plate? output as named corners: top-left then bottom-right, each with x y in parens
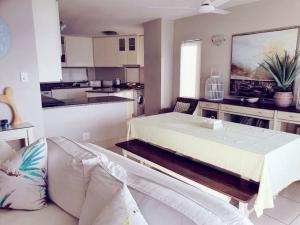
top-left (20, 72), bottom-right (29, 82)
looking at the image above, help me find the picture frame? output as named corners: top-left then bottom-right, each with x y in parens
top-left (229, 26), bottom-right (300, 98)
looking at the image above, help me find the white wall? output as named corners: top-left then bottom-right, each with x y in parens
top-left (173, 0), bottom-right (300, 100)
top-left (43, 103), bottom-right (129, 148)
top-left (32, 0), bottom-right (62, 83)
top-left (144, 19), bottom-right (174, 114)
top-left (0, 0), bottom-right (44, 139)
top-left (144, 19), bottom-right (162, 115)
top-left (161, 20), bottom-right (174, 109)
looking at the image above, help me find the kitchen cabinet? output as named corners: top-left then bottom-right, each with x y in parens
top-left (86, 90), bottom-right (134, 117)
top-left (52, 88), bottom-right (92, 100)
top-left (93, 36), bottom-right (144, 67)
top-left (33, 0), bottom-right (62, 82)
top-left (93, 37), bottom-right (119, 67)
top-left (64, 36), bottom-right (94, 67)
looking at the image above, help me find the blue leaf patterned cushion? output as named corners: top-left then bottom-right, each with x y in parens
top-left (0, 138), bottom-right (47, 210)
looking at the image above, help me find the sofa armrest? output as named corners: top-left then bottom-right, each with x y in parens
top-left (160, 108), bottom-right (173, 114)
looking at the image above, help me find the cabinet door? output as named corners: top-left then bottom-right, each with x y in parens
top-left (105, 37), bottom-right (121, 67)
top-left (93, 38), bottom-right (106, 67)
top-left (94, 37), bottom-right (121, 67)
top-left (65, 36), bottom-right (94, 67)
top-left (118, 37), bottom-right (127, 66)
top-left (126, 36), bottom-right (139, 65)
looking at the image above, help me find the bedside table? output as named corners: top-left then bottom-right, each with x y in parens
top-left (0, 123), bottom-right (34, 146)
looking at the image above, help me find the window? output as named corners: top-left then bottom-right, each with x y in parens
top-left (179, 40), bottom-right (201, 98)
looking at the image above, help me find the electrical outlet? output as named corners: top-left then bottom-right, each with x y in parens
top-left (82, 132), bottom-right (90, 141)
top-left (20, 72), bottom-right (29, 82)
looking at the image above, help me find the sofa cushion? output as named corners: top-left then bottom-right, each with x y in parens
top-left (0, 138), bottom-right (47, 210)
top-left (79, 165), bottom-right (124, 225)
top-left (47, 137), bottom-right (99, 218)
top-left (0, 141), bottom-right (16, 163)
top-left (92, 185), bottom-right (148, 225)
top-left (0, 202), bottom-right (77, 225)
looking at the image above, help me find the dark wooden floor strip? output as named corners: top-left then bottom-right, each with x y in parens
top-left (116, 139), bottom-right (259, 202)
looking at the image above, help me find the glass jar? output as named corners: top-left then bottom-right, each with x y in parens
top-left (205, 75), bottom-right (224, 101)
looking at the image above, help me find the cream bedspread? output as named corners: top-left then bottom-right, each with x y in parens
top-left (127, 112), bottom-right (300, 217)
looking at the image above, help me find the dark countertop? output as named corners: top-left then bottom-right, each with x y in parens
top-left (86, 88), bottom-right (122, 94)
top-left (42, 95), bottom-right (133, 109)
top-left (199, 98), bottom-right (300, 113)
top-left (40, 82), bottom-right (144, 91)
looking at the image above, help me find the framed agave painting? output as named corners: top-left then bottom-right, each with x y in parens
top-left (230, 27), bottom-right (300, 98)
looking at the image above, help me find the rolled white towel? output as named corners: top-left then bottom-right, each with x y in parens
top-left (199, 118), bottom-right (223, 130)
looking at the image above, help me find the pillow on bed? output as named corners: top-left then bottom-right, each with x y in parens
top-left (0, 138), bottom-right (47, 210)
top-left (0, 141), bottom-right (16, 163)
top-left (92, 184), bottom-right (148, 225)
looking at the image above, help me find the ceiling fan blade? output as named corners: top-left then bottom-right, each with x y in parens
top-left (211, 0), bottom-right (231, 7)
top-left (212, 8), bottom-right (231, 14)
top-left (148, 6), bottom-right (197, 10)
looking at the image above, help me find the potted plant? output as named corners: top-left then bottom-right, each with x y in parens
top-left (261, 51), bottom-right (300, 107)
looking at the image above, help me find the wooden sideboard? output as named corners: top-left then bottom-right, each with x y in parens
top-left (197, 99), bottom-right (300, 134)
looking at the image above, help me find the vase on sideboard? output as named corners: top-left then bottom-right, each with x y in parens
top-left (297, 88), bottom-right (300, 110)
top-left (273, 92), bottom-right (293, 108)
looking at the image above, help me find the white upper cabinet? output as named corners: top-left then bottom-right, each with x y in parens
top-left (93, 35), bottom-right (144, 67)
top-left (32, 0), bottom-right (62, 82)
top-left (64, 36), bottom-right (94, 67)
top-left (93, 37), bottom-right (120, 67)
top-left (126, 36), bottom-right (140, 65)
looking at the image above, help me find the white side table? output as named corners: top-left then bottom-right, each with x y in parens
top-left (0, 123), bottom-right (34, 146)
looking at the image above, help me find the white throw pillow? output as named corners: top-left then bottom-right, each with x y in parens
top-left (47, 137), bottom-right (100, 218)
top-left (92, 185), bottom-right (148, 225)
top-left (0, 141), bottom-right (16, 163)
top-left (0, 138), bottom-right (47, 210)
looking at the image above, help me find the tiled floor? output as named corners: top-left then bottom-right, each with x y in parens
top-left (250, 182), bottom-right (300, 225)
top-left (107, 146), bottom-right (300, 225)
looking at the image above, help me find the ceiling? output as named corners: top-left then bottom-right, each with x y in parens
top-left (59, 0), bottom-right (260, 37)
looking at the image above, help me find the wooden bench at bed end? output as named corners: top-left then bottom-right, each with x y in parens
top-left (116, 139), bottom-right (259, 215)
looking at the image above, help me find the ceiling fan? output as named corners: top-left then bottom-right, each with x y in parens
top-left (149, 0), bottom-right (232, 15)
top-left (199, 0), bottom-right (231, 14)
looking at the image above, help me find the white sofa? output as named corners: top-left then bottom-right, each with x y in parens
top-left (0, 137), bottom-right (253, 225)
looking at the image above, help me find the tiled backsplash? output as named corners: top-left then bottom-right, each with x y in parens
top-left (62, 68), bottom-right (88, 82)
top-left (94, 67), bottom-right (126, 82)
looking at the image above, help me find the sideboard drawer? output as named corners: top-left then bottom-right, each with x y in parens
top-left (199, 101), bottom-right (219, 110)
top-left (220, 104), bottom-right (275, 118)
top-left (277, 111), bottom-right (300, 122)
